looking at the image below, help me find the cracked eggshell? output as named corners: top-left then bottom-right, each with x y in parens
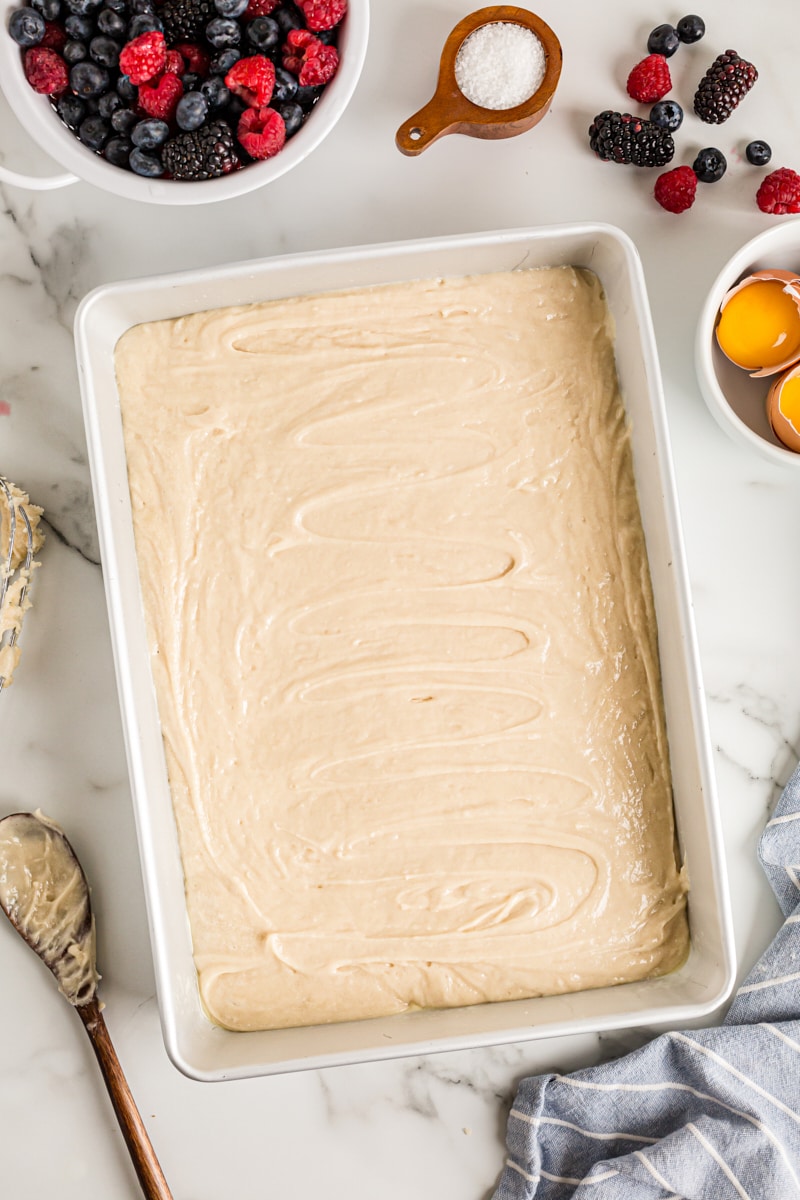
top-left (766, 362), bottom-right (800, 453)
top-left (716, 269), bottom-right (800, 377)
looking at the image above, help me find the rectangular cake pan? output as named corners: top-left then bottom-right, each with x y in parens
top-left (75, 224), bottom-right (735, 1081)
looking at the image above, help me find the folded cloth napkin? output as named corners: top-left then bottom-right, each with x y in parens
top-left (493, 762), bottom-right (800, 1200)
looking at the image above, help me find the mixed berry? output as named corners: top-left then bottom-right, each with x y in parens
top-left (7, 0), bottom-right (347, 181)
top-left (586, 15), bottom-right (791, 216)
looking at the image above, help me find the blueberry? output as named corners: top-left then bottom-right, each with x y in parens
top-left (676, 14), bottom-right (705, 43)
top-left (30, 0), bottom-right (62, 18)
top-left (206, 16), bottom-right (240, 47)
top-left (175, 91), bottom-right (208, 130)
top-left (649, 100), bottom-right (683, 132)
top-left (63, 38), bottom-right (87, 62)
top-left (97, 89), bottom-right (122, 117)
top-left (274, 0), bottom-right (302, 34)
top-left (70, 60), bottom-right (110, 96)
top-left (104, 134), bottom-right (131, 166)
top-left (131, 117), bottom-right (169, 148)
top-left (116, 72), bottom-right (137, 101)
top-left (276, 100), bottom-right (302, 137)
top-left (209, 47), bottom-right (240, 73)
top-left (129, 147), bottom-right (163, 176)
top-left (214, 0), bottom-right (247, 15)
top-left (78, 113), bottom-right (110, 150)
top-left (89, 34), bottom-right (120, 66)
top-left (693, 147), bottom-right (727, 183)
top-left (646, 23), bottom-right (679, 58)
top-left (746, 140), bottom-right (772, 166)
top-left (97, 7), bottom-right (126, 35)
top-left (56, 91), bottom-right (86, 128)
top-left (111, 105), bottom-right (137, 133)
top-left (129, 0), bottom-right (154, 12)
top-left (105, 0), bottom-right (127, 10)
top-left (8, 7), bottom-right (47, 46)
top-left (64, 0), bottom-right (103, 14)
top-left (246, 15), bottom-right (278, 51)
top-left (226, 93), bottom-right (246, 119)
top-left (64, 11), bottom-right (93, 36)
top-left (127, 11), bottom-right (160, 34)
top-left (314, 26), bottom-right (337, 45)
top-left (295, 84), bottom-right (322, 110)
top-left (182, 71), bottom-right (200, 90)
top-left (272, 65), bottom-right (297, 103)
top-left (200, 75), bottom-right (230, 108)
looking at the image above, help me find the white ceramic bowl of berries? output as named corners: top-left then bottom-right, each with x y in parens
top-left (0, 0), bottom-right (368, 202)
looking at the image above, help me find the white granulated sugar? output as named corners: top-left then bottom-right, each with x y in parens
top-left (455, 22), bottom-right (546, 110)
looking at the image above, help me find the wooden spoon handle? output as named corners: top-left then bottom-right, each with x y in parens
top-left (77, 998), bottom-right (174, 1200)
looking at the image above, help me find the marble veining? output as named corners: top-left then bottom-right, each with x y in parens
top-left (2, 0), bottom-right (800, 1196)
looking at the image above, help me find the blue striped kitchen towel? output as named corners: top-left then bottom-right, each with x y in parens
top-left (493, 762), bottom-right (800, 1200)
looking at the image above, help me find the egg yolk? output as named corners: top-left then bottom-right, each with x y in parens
top-left (716, 279), bottom-right (800, 370)
top-left (777, 374), bottom-right (800, 431)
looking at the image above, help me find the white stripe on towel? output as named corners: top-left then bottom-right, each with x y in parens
top-left (688, 1122), bottom-right (751, 1199)
top-left (671, 1033), bottom-right (800, 1127)
top-left (762, 1024), bottom-right (800, 1054)
top-left (509, 1110), bottom-right (658, 1144)
top-left (539, 1168), bottom-right (619, 1186)
top-left (766, 811), bottom-right (800, 827)
top-left (633, 1150), bottom-right (681, 1197)
top-left (736, 971), bottom-right (800, 996)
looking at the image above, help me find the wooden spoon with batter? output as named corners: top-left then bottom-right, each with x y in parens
top-left (0, 811), bottom-right (173, 1200)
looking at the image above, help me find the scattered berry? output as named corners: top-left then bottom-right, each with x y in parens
top-left (214, 0), bottom-right (247, 15)
top-left (272, 63), bottom-right (297, 101)
top-left (588, 110), bottom-right (674, 167)
top-left (138, 69), bottom-right (184, 117)
top-left (200, 74), bottom-right (230, 107)
top-left (654, 165), bottom-right (697, 213)
top-left (295, 0), bottom-right (346, 32)
top-left (127, 12), bottom-right (162, 37)
top-left (97, 7), bottom-right (126, 36)
top-left (176, 89), bottom-right (208, 128)
top-left (78, 112), bottom-right (109, 148)
top-left (275, 98), bottom-right (302, 136)
top-left (647, 23), bottom-right (679, 58)
top-left (676, 14), bottom-right (705, 44)
top-left (649, 99), bottom-right (683, 131)
top-left (162, 117), bottom-right (238, 177)
top-left (23, 44), bottom-right (69, 91)
top-left (225, 53), bottom-right (274, 105)
top-left (694, 49), bottom-right (757, 124)
top-left (756, 168), bottom-right (800, 215)
top-left (69, 57), bottom-right (108, 92)
top-left (237, 102), bottom-right (285, 157)
top-left (63, 38), bottom-right (86, 62)
top-left (103, 133), bottom-right (132, 165)
top-left (31, 0), bottom-right (62, 19)
top-left (746, 140), bottom-right (772, 167)
top-left (9, 6), bottom-right (47, 46)
top-left (118, 29), bottom-right (166, 83)
top-left (692, 146), bottom-right (726, 182)
top-left (129, 145), bottom-right (164, 175)
top-left (89, 33), bottom-right (120, 66)
top-left (246, 14), bottom-right (279, 51)
top-left (627, 53), bottom-right (672, 104)
top-left (205, 15), bottom-right (240, 47)
top-left (56, 90), bottom-right (85, 125)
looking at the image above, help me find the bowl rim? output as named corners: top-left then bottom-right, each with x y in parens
top-left (695, 221), bottom-right (800, 468)
top-left (0, 0), bottom-right (369, 204)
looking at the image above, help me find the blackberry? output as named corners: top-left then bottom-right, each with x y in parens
top-left (160, 0), bottom-right (214, 42)
top-left (694, 50), bottom-right (758, 124)
top-left (161, 119), bottom-right (238, 179)
top-left (588, 110), bottom-right (674, 167)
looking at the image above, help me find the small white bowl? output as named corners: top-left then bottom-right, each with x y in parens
top-left (696, 221), bottom-right (800, 468)
top-left (0, 0), bottom-right (368, 204)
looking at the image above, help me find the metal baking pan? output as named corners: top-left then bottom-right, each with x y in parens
top-left (75, 224), bottom-right (735, 1080)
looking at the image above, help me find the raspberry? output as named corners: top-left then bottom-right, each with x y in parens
top-left (654, 165), bottom-right (697, 213)
top-left (23, 46), bottom-right (68, 94)
top-left (40, 20), bottom-right (66, 50)
top-left (164, 49), bottom-right (185, 75)
top-left (119, 30), bottom-right (166, 84)
top-left (225, 55), bottom-right (275, 107)
top-left (243, 0), bottom-right (279, 15)
top-left (295, 0), bottom-right (346, 31)
top-left (138, 72), bottom-right (184, 119)
top-left (756, 168), bottom-right (800, 215)
top-left (237, 105), bottom-right (286, 159)
top-left (174, 42), bottom-right (210, 75)
top-left (283, 29), bottom-right (338, 86)
top-left (627, 54), bottom-right (672, 104)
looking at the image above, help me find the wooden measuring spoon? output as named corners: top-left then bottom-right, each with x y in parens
top-left (396, 6), bottom-right (562, 156)
top-left (0, 811), bottom-right (174, 1200)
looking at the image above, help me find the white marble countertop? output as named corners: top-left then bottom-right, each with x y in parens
top-left (2, 0), bottom-right (800, 1195)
